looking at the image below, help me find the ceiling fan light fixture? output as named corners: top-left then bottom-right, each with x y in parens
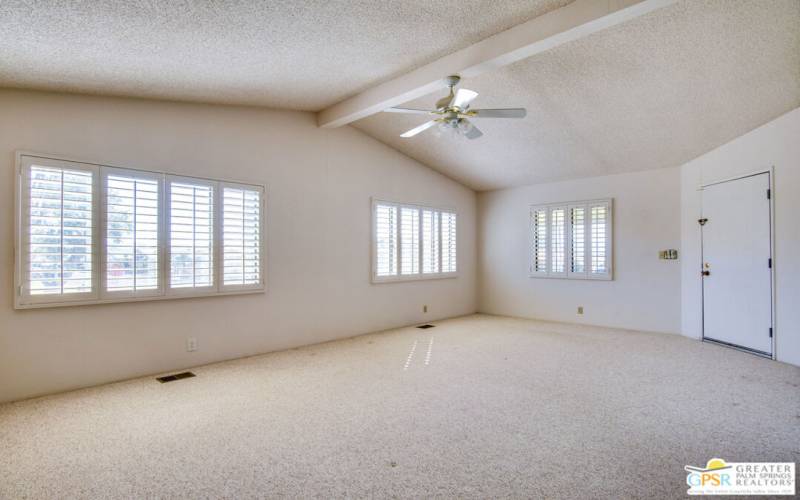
top-left (390, 75), bottom-right (525, 140)
top-left (457, 118), bottom-right (474, 135)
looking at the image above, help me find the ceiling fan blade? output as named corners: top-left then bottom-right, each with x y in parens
top-left (470, 108), bottom-right (527, 118)
top-left (464, 122), bottom-right (483, 140)
top-left (400, 120), bottom-right (438, 138)
top-left (384, 107), bottom-right (433, 115)
top-left (452, 89), bottom-right (478, 109)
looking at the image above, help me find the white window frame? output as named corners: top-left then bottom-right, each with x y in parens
top-left (219, 181), bottom-right (266, 292)
top-left (529, 198), bottom-right (612, 281)
top-left (14, 152), bottom-right (266, 309)
top-left (16, 155), bottom-right (101, 306)
top-left (165, 175), bottom-right (219, 296)
top-left (101, 166), bottom-right (165, 299)
top-left (371, 198), bottom-right (458, 284)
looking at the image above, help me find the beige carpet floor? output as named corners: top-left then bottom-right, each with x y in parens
top-left (1, 314), bottom-right (798, 499)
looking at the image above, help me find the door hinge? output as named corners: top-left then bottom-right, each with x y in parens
top-left (768, 258), bottom-right (772, 268)
top-left (767, 189), bottom-right (771, 199)
top-left (698, 218), bottom-right (708, 226)
top-left (769, 327), bottom-right (773, 338)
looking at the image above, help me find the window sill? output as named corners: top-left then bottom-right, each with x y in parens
top-left (371, 273), bottom-right (458, 284)
top-left (14, 287), bottom-right (265, 310)
top-left (528, 273), bottom-right (613, 281)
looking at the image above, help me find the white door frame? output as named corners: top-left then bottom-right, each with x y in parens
top-left (699, 167), bottom-right (776, 359)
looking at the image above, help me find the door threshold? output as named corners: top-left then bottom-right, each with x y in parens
top-left (702, 337), bottom-right (772, 359)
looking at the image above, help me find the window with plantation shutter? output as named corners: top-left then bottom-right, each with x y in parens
top-left (530, 208), bottom-right (547, 275)
top-left (422, 209), bottom-right (439, 274)
top-left (167, 177), bottom-right (215, 291)
top-left (400, 207), bottom-right (420, 275)
top-left (549, 207), bottom-right (566, 275)
top-left (222, 184), bottom-right (263, 289)
top-left (372, 199), bottom-right (457, 282)
top-left (441, 211), bottom-right (456, 274)
top-left (374, 203), bottom-right (398, 277)
top-left (590, 203), bottom-right (609, 276)
top-left (16, 153), bottom-right (266, 308)
top-left (570, 206), bottom-right (586, 277)
top-left (103, 168), bottom-right (162, 296)
top-left (18, 157), bottom-right (98, 304)
top-left (529, 199), bottom-right (612, 280)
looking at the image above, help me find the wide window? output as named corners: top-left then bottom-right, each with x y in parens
top-left (530, 199), bottom-right (612, 280)
top-left (372, 199), bottom-right (457, 282)
top-left (15, 153), bottom-right (265, 308)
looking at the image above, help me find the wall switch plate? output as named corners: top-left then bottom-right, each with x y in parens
top-left (577, 306), bottom-right (584, 315)
top-left (423, 305), bottom-right (428, 313)
top-left (186, 337), bottom-right (198, 352)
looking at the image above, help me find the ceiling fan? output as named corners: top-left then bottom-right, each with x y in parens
top-left (384, 75), bottom-right (526, 140)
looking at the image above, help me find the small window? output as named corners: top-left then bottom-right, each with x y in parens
top-left (372, 199), bottom-right (457, 282)
top-left (529, 199), bottom-right (612, 280)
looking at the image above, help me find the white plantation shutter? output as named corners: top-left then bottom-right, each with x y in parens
top-left (222, 184), bottom-right (263, 289)
top-left (372, 200), bottom-right (457, 281)
top-left (16, 154), bottom-right (267, 308)
top-left (530, 208), bottom-right (547, 274)
top-left (549, 207), bottom-right (566, 275)
top-left (529, 199), bottom-right (612, 280)
top-left (167, 177), bottom-right (215, 291)
top-left (103, 168), bottom-right (162, 296)
top-left (569, 205), bottom-right (587, 277)
top-left (589, 201), bottom-right (611, 278)
top-left (19, 157), bottom-right (98, 304)
top-left (374, 203), bottom-right (398, 277)
top-left (441, 211), bottom-right (457, 274)
top-left (400, 206), bottom-right (420, 275)
top-left (422, 209), bottom-right (440, 274)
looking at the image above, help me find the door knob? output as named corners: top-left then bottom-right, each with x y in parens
top-left (702, 270), bottom-right (710, 276)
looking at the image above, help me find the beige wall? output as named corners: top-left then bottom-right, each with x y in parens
top-left (681, 107), bottom-right (800, 366)
top-left (0, 90), bottom-right (478, 403)
top-left (478, 167), bottom-right (682, 334)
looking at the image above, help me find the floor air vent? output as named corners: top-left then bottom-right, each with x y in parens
top-left (416, 324), bottom-right (435, 329)
top-left (156, 371), bottom-right (196, 383)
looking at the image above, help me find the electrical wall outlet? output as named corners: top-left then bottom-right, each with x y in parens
top-left (577, 306), bottom-right (584, 315)
top-left (186, 337), bottom-right (198, 352)
top-left (423, 305), bottom-right (428, 313)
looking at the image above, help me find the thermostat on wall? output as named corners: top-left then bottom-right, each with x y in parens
top-left (659, 249), bottom-right (679, 260)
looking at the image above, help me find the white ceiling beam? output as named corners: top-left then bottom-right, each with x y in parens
top-left (317, 0), bottom-right (678, 128)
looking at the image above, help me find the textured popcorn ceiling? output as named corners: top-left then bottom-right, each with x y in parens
top-left (354, 0), bottom-right (800, 190)
top-left (0, 0), bottom-right (571, 111)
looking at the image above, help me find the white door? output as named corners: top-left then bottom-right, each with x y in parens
top-left (702, 172), bottom-right (772, 355)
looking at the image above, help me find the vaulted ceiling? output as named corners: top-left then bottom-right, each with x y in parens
top-left (353, 0), bottom-right (800, 190)
top-left (1, 0), bottom-right (798, 191)
top-left (0, 0), bottom-right (571, 110)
